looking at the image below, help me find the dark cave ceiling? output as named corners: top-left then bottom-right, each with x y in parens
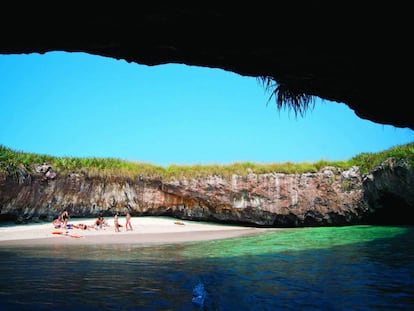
top-left (1, 4), bottom-right (412, 130)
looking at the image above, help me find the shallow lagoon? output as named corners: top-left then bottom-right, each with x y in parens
top-left (1, 225), bottom-right (413, 310)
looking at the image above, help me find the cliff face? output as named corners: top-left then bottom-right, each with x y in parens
top-left (362, 159), bottom-right (414, 225)
top-left (0, 159), bottom-right (412, 226)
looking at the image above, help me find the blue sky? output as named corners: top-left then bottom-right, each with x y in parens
top-left (1, 51), bottom-right (413, 167)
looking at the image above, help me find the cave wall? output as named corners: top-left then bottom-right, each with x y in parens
top-left (363, 158), bottom-right (414, 224)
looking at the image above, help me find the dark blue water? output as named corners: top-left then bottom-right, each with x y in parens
top-left (1, 225), bottom-right (413, 310)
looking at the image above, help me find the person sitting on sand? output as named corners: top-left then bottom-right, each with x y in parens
top-left (53, 217), bottom-right (63, 229)
top-left (100, 216), bottom-right (110, 228)
top-left (94, 216), bottom-right (110, 229)
top-left (94, 216), bottom-right (103, 229)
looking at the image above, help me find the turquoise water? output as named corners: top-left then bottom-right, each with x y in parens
top-left (1, 225), bottom-right (413, 310)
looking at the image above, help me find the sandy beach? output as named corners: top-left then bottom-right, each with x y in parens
top-left (0, 216), bottom-right (264, 246)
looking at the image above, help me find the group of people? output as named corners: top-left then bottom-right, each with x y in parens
top-left (52, 209), bottom-right (70, 229)
top-left (52, 209), bottom-right (133, 232)
top-left (114, 211), bottom-right (133, 232)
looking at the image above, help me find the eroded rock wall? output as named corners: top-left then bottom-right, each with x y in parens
top-left (1, 159), bottom-right (412, 226)
top-left (362, 158), bottom-right (414, 224)
top-left (0, 165), bottom-right (367, 226)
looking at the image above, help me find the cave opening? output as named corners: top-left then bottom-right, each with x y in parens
top-left (367, 193), bottom-right (413, 225)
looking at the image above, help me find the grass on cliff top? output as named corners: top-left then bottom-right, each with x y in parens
top-left (1, 142), bottom-right (413, 180)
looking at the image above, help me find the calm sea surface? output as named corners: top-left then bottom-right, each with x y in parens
top-left (0, 224), bottom-right (413, 310)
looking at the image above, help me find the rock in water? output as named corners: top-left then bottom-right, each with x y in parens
top-left (192, 281), bottom-right (207, 307)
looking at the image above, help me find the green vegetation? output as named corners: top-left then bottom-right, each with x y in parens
top-left (349, 142), bottom-right (414, 174)
top-left (0, 142), bottom-right (413, 180)
top-left (257, 76), bottom-right (315, 117)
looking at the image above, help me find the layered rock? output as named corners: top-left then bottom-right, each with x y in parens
top-left (2, 159), bottom-right (412, 226)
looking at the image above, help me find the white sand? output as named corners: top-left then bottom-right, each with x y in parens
top-left (0, 216), bottom-right (264, 246)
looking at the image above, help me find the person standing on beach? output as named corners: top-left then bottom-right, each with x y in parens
top-left (125, 211), bottom-right (133, 231)
top-left (114, 212), bottom-right (120, 232)
top-left (61, 209), bottom-right (69, 229)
